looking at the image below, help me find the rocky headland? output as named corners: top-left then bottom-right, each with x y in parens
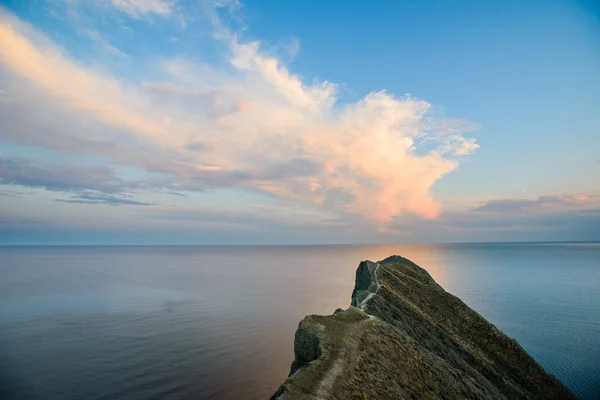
top-left (271, 255), bottom-right (576, 399)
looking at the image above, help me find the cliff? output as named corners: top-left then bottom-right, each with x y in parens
top-left (271, 255), bottom-right (577, 399)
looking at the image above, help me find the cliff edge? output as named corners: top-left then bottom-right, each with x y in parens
top-left (271, 255), bottom-right (576, 399)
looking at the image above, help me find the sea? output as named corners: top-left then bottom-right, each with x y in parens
top-left (1, 243), bottom-right (599, 400)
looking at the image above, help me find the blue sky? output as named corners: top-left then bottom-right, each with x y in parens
top-left (0, 0), bottom-right (599, 244)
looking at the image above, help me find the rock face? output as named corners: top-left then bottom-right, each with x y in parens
top-left (271, 255), bottom-right (577, 400)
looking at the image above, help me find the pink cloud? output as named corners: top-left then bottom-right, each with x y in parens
top-left (0, 9), bottom-right (479, 224)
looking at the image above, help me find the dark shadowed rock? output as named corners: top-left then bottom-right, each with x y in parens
top-left (271, 255), bottom-right (577, 400)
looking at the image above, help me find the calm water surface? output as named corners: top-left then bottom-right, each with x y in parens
top-left (1, 244), bottom-right (599, 399)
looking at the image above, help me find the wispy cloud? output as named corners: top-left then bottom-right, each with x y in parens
top-left (108, 0), bottom-right (173, 19)
top-left (473, 194), bottom-right (599, 213)
top-left (0, 157), bottom-right (141, 194)
top-left (0, 156), bottom-right (161, 208)
top-left (0, 6), bottom-right (478, 224)
top-left (385, 194), bottom-right (600, 242)
top-left (80, 29), bottom-right (129, 58)
top-left (0, 188), bottom-right (27, 197)
top-left (55, 192), bottom-right (155, 206)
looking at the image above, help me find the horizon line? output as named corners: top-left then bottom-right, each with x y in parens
top-left (1, 240), bottom-right (599, 247)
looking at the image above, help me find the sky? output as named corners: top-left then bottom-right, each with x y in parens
top-left (0, 0), bottom-right (599, 245)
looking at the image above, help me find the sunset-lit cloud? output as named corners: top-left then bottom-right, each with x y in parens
top-left (0, 6), bottom-right (478, 224)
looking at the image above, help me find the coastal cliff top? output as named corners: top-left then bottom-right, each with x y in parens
top-left (271, 255), bottom-right (577, 400)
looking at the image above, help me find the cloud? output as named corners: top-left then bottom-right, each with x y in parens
top-left (80, 29), bottom-right (129, 58)
top-left (230, 38), bottom-right (338, 111)
top-left (0, 156), bottom-right (210, 201)
top-left (108, 0), bottom-right (173, 18)
top-left (0, 7), bottom-right (478, 223)
top-left (262, 158), bottom-right (322, 180)
top-left (385, 194), bottom-right (600, 242)
top-left (0, 157), bottom-right (160, 207)
top-left (55, 192), bottom-right (155, 206)
top-left (0, 188), bottom-right (27, 197)
top-left (438, 135), bottom-right (479, 156)
top-left (473, 194), bottom-right (599, 213)
top-left (0, 157), bottom-right (142, 194)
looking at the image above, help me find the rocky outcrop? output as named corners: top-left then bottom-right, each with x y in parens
top-left (271, 255), bottom-right (577, 399)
